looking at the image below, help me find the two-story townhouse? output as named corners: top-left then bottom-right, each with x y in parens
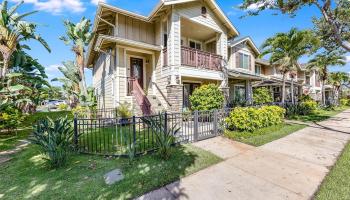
top-left (87, 0), bottom-right (269, 115)
top-left (253, 58), bottom-right (302, 102)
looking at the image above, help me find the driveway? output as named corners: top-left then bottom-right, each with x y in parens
top-left (136, 109), bottom-right (350, 200)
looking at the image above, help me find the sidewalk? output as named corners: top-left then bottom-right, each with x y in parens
top-left (136, 109), bottom-right (350, 200)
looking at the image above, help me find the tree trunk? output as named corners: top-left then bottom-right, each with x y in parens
top-left (75, 47), bottom-right (88, 100)
top-left (281, 73), bottom-right (286, 104)
top-left (291, 77), bottom-right (294, 104)
top-left (321, 80), bottom-right (326, 106)
top-left (0, 56), bottom-right (10, 81)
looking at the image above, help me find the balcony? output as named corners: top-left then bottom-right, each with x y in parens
top-left (163, 47), bottom-right (223, 71)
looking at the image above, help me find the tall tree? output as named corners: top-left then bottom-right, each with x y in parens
top-left (51, 61), bottom-right (80, 108)
top-left (307, 53), bottom-right (346, 105)
top-left (59, 18), bottom-right (93, 102)
top-left (0, 0), bottom-right (50, 80)
top-left (261, 28), bottom-right (319, 103)
top-left (328, 72), bottom-right (349, 105)
top-left (240, 0), bottom-right (350, 52)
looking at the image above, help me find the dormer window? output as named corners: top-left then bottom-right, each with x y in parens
top-left (201, 6), bottom-right (207, 17)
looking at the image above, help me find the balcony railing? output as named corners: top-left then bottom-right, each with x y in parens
top-left (181, 46), bottom-right (223, 71)
top-left (162, 47), bottom-right (223, 71)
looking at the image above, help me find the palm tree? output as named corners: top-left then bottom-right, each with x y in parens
top-left (52, 61), bottom-right (80, 108)
top-left (328, 72), bottom-right (349, 105)
top-left (0, 0), bottom-right (50, 80)
top-left (261, 28), bottom-right (319, 103)
top-left (59, 18), bottom-right (94, 101)
top-left (307, 53), bottom-right (346, 105)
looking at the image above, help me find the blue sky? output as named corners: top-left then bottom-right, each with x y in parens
top-left (11, 0), bottom-right (350, 86)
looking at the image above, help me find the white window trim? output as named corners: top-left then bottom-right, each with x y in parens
top-left (239, 52), bottom-right (250, 70)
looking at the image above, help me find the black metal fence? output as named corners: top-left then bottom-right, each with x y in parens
top-left (73, 109), bottom-right (232, 156)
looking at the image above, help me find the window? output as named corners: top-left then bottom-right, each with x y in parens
top-left (162, 20), bottom-right (168, 47)
top-left (255, 65), bottom-right (261, 75)
top-left (239, 53), bottom-right (250, 69)
top-left (305, 73), bottom-right (310, 85)
top-left (189, 40), bottom-right (201, 50)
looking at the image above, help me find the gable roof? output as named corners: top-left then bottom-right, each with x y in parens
top-left (228, 36), bottom-right (261, 55)
top-left (96, 0), bottom-right (239, 37)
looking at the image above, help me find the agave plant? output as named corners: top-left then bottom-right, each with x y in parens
top-left (30, 116), bottom-right (73, 168)
top-left (141, 113), bottom-right (180, 159)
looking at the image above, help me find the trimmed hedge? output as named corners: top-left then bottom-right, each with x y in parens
top-left (225, 106), bottom-right (285, 132)
top-left (189, 84), bottom-right (224, 111)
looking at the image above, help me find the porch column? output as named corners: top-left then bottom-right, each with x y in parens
top-left (168, 7), bottom-right (181, 85)
top-left (246, 80), bottom-right (253, 105)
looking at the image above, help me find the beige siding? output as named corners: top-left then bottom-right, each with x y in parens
top-left (117, 14), bottom-right (156, 45)
top-left (175, 1), bottom-right (224, 33)
top-left (175, 1), bottom-right (228, 58)
top-left (229, 44), bottom-right (256, 73)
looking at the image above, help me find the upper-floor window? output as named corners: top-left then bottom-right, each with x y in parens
top-left (255, 65), bottom-right (261, 75)
top-left (305, 73), bottom-right (310, 85)
top-left (238, 53), bottom-right (250, 69)
top-left (162, 20), bottom-right (168, 47)
top-left (189, 40), bottom-right (201, 50)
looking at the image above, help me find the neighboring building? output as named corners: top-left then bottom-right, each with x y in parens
top-left (86, 0), bottom-right (326, 115)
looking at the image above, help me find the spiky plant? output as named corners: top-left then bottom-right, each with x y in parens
top-left (30, 116), bottom-right (73, 168)
top-left (141, 113), bottom-right (180, 159)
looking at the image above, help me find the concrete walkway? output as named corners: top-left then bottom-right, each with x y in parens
top-left (136, 109), bottom-right (350, 200)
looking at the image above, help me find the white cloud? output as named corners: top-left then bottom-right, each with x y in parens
top-left (243, 0), bottom-right (276, 11)
top-left (346, 56), bottom-right (350, 63)
top-left (10, 0), bottom-right (86, 14)
top-left (45, 64), bottom-right (61, 79)
top-left (90, 0), bottom-right (106, 5)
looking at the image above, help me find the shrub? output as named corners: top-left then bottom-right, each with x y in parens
top-left (0, 106), bottom-right (24, 133)
top-left (189, 84), bottom-right (224, 111)
top-left (141, 113), bottom-right (180, 159)
top-left (58, 103), bottom-right (68, 111)
top-left (299, 94), bottom-right (313, 102)
top-left (300, 100), bottom-right (317, 113)
top-left (340, 98), bottom-right (349, 107)
top-left (30, 117), bottom-right (73, 168)
top-left (253, 87), bottom-right (273, 105)
top-left (71, 106), bottom-right (89, 118)
top-left (225, 106), bottom-right (285, 132)
top-left (116, 102), bottom-right (132, 119)
top-left (284, 101), bottom-right (317, 117)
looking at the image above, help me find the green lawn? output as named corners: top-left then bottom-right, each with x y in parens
top-left (0, 111), bottom-right (72, 151)
top-left (0, 144), bottom-right (222, 200)
top-left (290, 106), bottom-right (350, 122)
top-left (78, 126), bottom-right (158, 156)
top-left (315, 142), bottom-right (350, 200)
top-left (224, 123), bottom-right (306, 146)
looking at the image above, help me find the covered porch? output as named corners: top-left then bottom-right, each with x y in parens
top-left (163, 17), bottom-right (224, 71)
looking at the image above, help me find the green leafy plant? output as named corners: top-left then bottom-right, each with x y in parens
top-left (141, 113), bottom-right (180, 159)
top-left (0, 104), bottom-right (24, 133)
top-left (189, 84), bottom-right (224, 111)
top-left (58, 103), bottom-right (68, 111)
top-left (116, 102), bottom-right (132, 119)
top-left (30, 117), bottom-right (73, 168)
top-left (71, 106), bottom-right (89, 118)
top-left (253, 87), bottom-right (273, 105)
top-left (284, 101), bottom-right (317, 117)
top-left (299, 94), bottom-right (313, 102)
top-left (340, 98), bottom-right (349, 107)
top-left (225, 106), bottom-right (285, 132)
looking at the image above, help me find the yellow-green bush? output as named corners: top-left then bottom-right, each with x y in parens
top-left (71, 106), bottom-right (89, 118)
top-left (300, 100), bottom-right (317, 113)
top-left (189, 84), bottom-right (224, 111)
top-left (225, 106), bottom-right (285, 132)
top-left (340, 98), bottom-right (349, 106)
top-left (58, 104), bottom-right (68, 111)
